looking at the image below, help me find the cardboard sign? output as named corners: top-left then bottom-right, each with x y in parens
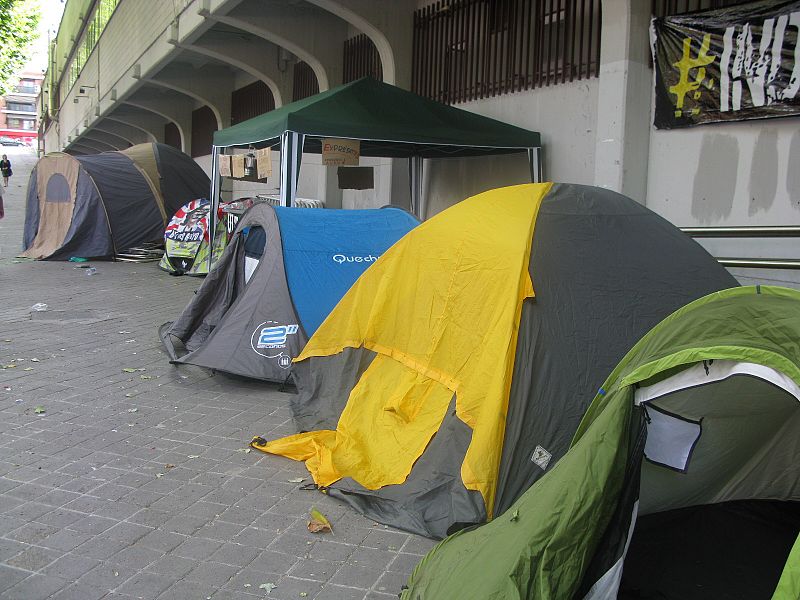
top-left (256, 147), bottom-right (272, 179)
top-left (322, 138), bottom-right (360, 166)
top-left (338, 166), bottom-right (374, 190)
top-left (231, 154), bottom-right (245, 178)
top-left (219, 154), bottom-right (231, 177)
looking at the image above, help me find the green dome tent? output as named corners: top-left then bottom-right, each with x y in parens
top-left (401, 285), bottom-right (800, 600)
top-left (252, 183), bottom-right (738, 539)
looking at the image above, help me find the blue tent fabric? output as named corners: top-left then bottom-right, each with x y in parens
top-left (274, 207), bottom-right (418, 335)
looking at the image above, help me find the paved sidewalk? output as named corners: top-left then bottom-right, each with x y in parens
top-left (0, 146), bottom-right (432, 599)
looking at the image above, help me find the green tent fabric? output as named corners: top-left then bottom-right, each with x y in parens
top-left (212, 77), bottom-right (540, 156)
top-left (401, 286), bottom-right (800, 600)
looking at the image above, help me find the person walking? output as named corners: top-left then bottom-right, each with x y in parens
top-left (0, 179), bottom-right (4, 219)
top-left (0, 154), bottom-right (12, 187)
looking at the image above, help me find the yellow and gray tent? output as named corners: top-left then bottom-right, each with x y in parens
top-left (21, 143), bottom-right (209, 260)
top-left (252, 183), bottom-right (738, 539)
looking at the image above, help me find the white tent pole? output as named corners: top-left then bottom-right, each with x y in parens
top-left (528, 147), bottom-right (543, 183)
top-left (279, 132), bottom-right (304, 207)
top-left (208, 145), bottom-right (221, 272)
top-left (410, 155), bottom-right (423, 219)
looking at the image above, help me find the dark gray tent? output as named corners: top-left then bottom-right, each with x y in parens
top-left (161, 203), bottom-right (418, 382)
top-left (21, 143), bottom-right (209, 259)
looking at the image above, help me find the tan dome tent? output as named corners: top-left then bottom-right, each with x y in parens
top-left (21, 143), bottom-right (210, 260)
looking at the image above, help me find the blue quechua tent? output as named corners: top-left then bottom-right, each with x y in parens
top-left (161, 203), bottom-right (418, 381)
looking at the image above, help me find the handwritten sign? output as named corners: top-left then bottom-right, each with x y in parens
top-left (322, 138), bottom-right (360, 166)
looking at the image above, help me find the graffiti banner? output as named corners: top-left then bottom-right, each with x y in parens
top-left (652, 1), bottom-right (800, 129)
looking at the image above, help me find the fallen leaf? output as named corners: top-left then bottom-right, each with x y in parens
top-left (187, 455), bottom-right (200, 459)
top-left (127, 408), bottom-right (138, 413)
top-left (156, 473), bottom-right (164, 478)
top-left (307, 508), bottom-right (333, 534)
top-left (165, 464), bottom-right (176, 469)
top-left (288, 477), bottom-right (305, 483)
top-left (300, 593), bottom-right (307, 598)
top-left (140, 375), bottom-right (153, 380)
top-left (3, 364), bottom-right (16, 369)
top-left (510, 508), bottom-right (520, 522)
top-left (30, 358), bottom-right (39, 362)
top-left (23, 367), bottom-right (33, 371)
top-left (118, 331), bottom-right (131, 334)
top-left (259, 582), bottom-right (277, 593)
top-left (34, 406), bottom-right (45, 414)
top-left (3, 386), bottom-right (11, 391)
top-left (122, 368), bottom-right (145, 373)
top-left (243, 583), bottom-right (251, 588)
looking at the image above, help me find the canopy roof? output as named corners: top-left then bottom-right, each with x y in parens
top-left (213, 77), bottom-right (541, 158)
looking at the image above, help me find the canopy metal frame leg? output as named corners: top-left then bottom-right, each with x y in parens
top-left (208, 145), bottom-right (221, 273)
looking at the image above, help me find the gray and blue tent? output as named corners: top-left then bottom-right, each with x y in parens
top-left (161, 203), bottom-right (418, 382)
top-left (21, 143), bottom-right (209, 259)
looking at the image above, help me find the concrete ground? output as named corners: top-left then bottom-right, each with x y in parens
top-left (0, 145), bottom-right (432, 599)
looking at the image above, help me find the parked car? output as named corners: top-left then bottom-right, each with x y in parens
top-left (0, 137), bottom-right (25, 146)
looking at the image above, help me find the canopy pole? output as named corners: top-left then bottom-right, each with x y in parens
top-left (280, 131), bottom-right (304, 207)
top-left (409, 155), bottom-right (424, 219)
top-left (528, 147), bottom-right (543, 183)
top-left (208, 145), bottom-right (221, 273)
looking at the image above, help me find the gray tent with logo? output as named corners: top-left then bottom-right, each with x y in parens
top-left (21, 143), bottom-right (209, 259)
top-left (161, 202), bottom-right (418, 382)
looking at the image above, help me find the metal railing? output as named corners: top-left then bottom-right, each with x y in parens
top-left (681, 226), bottom-right (800, 270)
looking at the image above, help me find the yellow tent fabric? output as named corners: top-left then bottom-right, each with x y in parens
top-left (256, 183), bottom-right (552, 517)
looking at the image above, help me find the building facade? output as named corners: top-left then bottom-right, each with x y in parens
top-left (39, 0), bottom-right (799, 285)
top-left (1, 70), bottom-right (43, 145)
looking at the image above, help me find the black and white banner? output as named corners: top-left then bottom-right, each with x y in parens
top-left (652, 1), bottom-right (800, 129)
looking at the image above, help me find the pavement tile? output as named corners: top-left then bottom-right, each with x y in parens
top-left (208, 542), bottom-right (261, 567)
top-left (41, 553), bottom-right (102, 580)
top-left (116, 571), bottom-right (175, 599)
top-left (111, 544), bottom-right (165, 570)
top-left (158, 579), bottom-right (219, 600)
top-left (0, 565), bottom-right (31, 591)
top-left (2, 573), bottom-right (71, 600)
top-left (5, 545), bottom-right (62, 572)
top-left (144, 554), bottom-right (196, 578)
top-left (76, 561), bottom-right (136, 590)
top-left (50, 581), bottom-right (108, 600)
top-left (172, 537), bottom-right (223, 560)
top-left (185, 560), bottom-right (239, 587)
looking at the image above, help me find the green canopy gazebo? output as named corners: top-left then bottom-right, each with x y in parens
top-left (208, 76), bottom-right (542, 234)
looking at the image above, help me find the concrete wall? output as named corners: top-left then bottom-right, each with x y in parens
top-left (423, 79), bottom-right (599, 216)
top-left (647, 116), bottom-right (800, 226)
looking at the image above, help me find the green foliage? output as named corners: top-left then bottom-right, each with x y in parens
top-left (0, 0), bottom-right (41, 95)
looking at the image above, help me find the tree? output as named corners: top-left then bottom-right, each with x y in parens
top-left (0, 0), bottom-right (40, 95)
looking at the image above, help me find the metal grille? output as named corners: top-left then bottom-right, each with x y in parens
top-left (412, 0), bottom-right (601, 104)
top-left (293, 61), bottom-right (320, 101)
top-left (191, 106), bottom-right (216, 158)
top-left (164, 122), bottom-right (181, 150)
top-left (652, 0), bottom-right (754, 17)
top-left (343, 34), bottom-right (383, 83)
top-left (231, 81), bottom-right (276, 126)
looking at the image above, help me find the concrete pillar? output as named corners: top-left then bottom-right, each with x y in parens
top-left (593, 0), bottom-right (652, 203)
